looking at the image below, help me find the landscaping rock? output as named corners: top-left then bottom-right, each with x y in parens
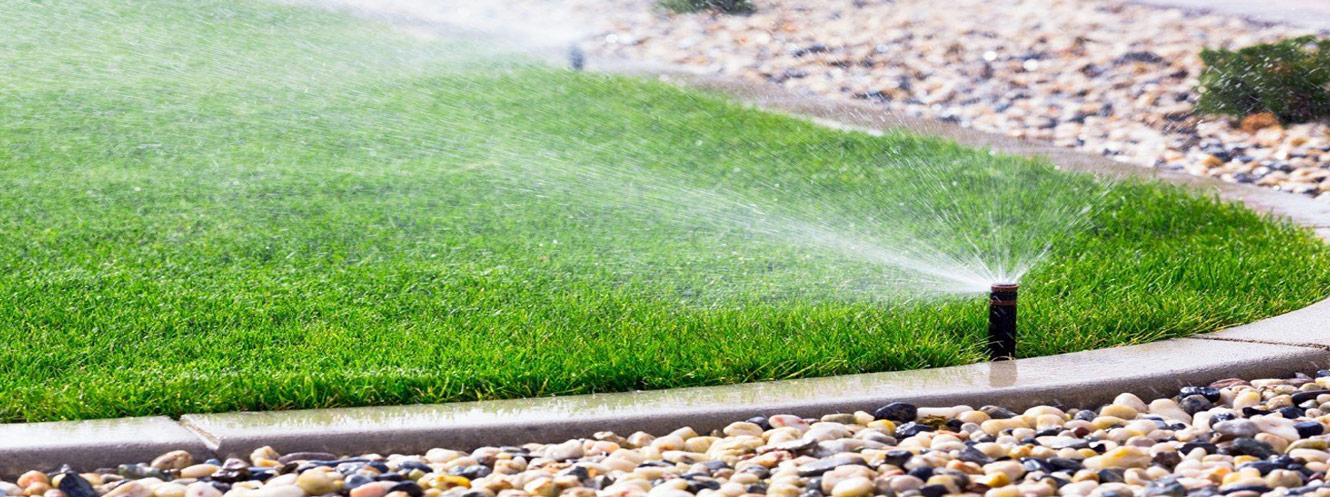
top-left (21, 370), bottom-right (1330, 497)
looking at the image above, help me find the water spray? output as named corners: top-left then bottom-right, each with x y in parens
top-left (988, 283), bottom-right (1018, 361)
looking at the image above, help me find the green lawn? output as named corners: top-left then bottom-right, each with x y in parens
top-left (2, 0), bottom-right (1329, 422)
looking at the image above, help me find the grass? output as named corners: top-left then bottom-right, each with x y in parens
top-left (2, 0), bottom-right (1329, 422)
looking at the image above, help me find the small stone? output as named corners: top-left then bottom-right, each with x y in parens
top-left (1178, 395), bottom-right (1212, 415)
top-left (546, 440), bottom-right (585, 461)
top-left (105, 481), bottom-right (150, 497)
top-left (1113, 394), bottom-right (1148, 413)
top-left (873, 403), bottom-right (917, 423)
top-left (184, 483), bottom-right (221, 497)
top-left (1230, 438), bottom-right (1277, 459)
top-left (180, 464), bottom-right (219, 480)
top-left (276, 452), bottom-right (335, 464)
top-left (1084, 447), bottom-right (1150, 470)
top-left (1241, 113), bottom-right (1281, 133)
top-left (153, 483), bottom-right (187, 497)
top-left (349, 483), bottom-right (391, 497)
top-left (1215, 419), bottom-right (1259, 439)
top-left (797, 456), bottom-right (866, 477)
top-left (250, 446), bottom-right (280, 465)
top-left (830, 478), bottom-right (872, 497)
top-left (295, 469), bottom-right (338, 495)
top-left (55, 473), bottom-right (95, 497)
top-left (151, 450), bottom-right (193, 471)
top-left (1147, 399), bottom-right (1191, 423)
top-left (980, 406), bottom-right (1017, 419)
top-left (894, 422), bottom-right (933, 438)
top-left (723, 422), bottom-right (764, 438)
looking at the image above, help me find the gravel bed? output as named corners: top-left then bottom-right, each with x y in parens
top-left (21, 371), bottom-right (1330, 497)
top-left (333, 0), bottom-right (1330, 200)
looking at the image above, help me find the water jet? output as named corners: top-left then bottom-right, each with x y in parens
top-left (988, 283), bottom-right (1018, 361)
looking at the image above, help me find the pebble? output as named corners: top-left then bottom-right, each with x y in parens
top-left (26, 371), bottom-right (1330, 497)
top-left (149, 451), bottom-right (192, 472)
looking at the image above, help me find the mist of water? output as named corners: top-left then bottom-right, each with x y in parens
top-left (4, 0), bottom-right (1116, 306)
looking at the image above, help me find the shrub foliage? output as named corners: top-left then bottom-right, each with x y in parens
top-left (1197, 36), bottom-right (1330, 124)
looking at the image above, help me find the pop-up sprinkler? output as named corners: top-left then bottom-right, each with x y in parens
top-left (988, 283), bottom-right (1018, 361)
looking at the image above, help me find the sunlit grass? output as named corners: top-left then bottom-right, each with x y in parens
top-left (0, 0), bottom-right (1328, 422)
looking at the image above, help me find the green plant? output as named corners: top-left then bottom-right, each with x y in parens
top-left (657, 0), bottom-right (754, 14)
top-left (1197, 36), bottom-right (1330, 124)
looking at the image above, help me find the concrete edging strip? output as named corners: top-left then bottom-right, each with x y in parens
top-left (0, 417), bottom-right (212, 477)
top-left (8, 2), bottom-right (1330, 477)
top-left (176, 337), bottom-right (1330, 460)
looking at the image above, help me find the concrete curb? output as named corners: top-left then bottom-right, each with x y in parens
top-left (7, 0), bottom-right (1330, 478)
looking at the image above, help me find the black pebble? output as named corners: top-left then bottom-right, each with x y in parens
top-left (1144, 478), bottom-right (1186, 497)
top-left (746, 416), bottom-right (771, 430)
top-left (981, 405), bottom-right (1018, 419)
top-left (1048, 458), bottom-right (1083, 472)
top-left (1180, 442), bottom-right (1219, 454)
top-left (701, 460), bottom-right (730, 471)
top-left (398, 461), bottom-right (431, 473)
top-left (881, 450), bottom-right (912, 468)
top-left (1179, 395), bottom-right (1213, 415)
top-left (1277, 406), bottom-right (1306, 419)
top-left (958, 446), bottom-right (990, 464)
top-left (1242, 407), bottom-right (1271, 418)
top-left (1074, 409), bottom-right (1097, 422)
top-left (1238, 461), bottom-right (1279, 476)
top-left (1098, 469), bottom-right (1126, 483)
top-left (57, 472), bottom-right (97, 497)
top-left (1291, 390), bottom-right (1330, 405)
top-left (1180, 386), bottom-right (1222, 402)
top-left (874, 402), bottom-right (918, 423)
top-left (919, 485), bottom-right (949, 497)
top-left (1022, 458), bottom-right (1054, 473)
top-left (1296, 421), bottom-right (1325, 438)
top-left (907, 467), bottom-right (935, 481)
top-left (389, 481), bottom-right (424, 497)
top-left (344, 475), bottom-right (374, 490)
top-left (1227, 438), bottom-right (1277, 459)
top-left (688, 479), bottom-right (721, 492)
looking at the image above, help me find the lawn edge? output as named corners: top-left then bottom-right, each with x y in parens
top-left (8, 32), bottom-right (1330, 476)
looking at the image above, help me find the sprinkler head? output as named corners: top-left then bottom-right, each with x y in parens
top-left (988, 283), bottom-right (1018, 361)
top-left (568, 45), bottom-right (586, 71)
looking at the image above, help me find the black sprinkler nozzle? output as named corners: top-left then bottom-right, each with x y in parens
top-left (569, 45), bottom-right (586, 71)
top-left (988, 283), bottom-right (1018, 361)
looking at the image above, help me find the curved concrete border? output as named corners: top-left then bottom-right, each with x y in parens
top-left (7, 2), bottom-right (1330, 477)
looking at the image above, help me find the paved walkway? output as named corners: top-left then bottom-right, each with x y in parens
top-left (1134, 0), bottom-right (1330, 31)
